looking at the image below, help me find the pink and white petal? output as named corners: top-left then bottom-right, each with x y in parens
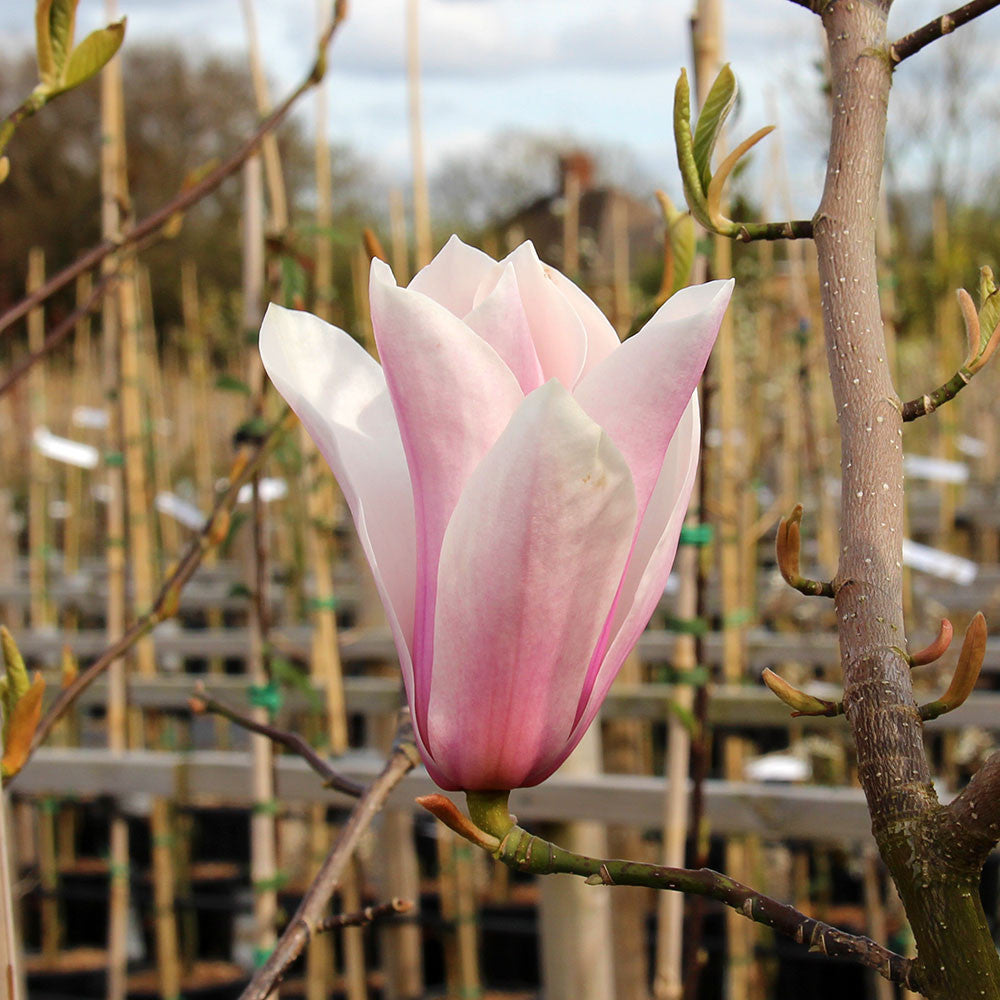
top-left (543, 266), bottom-right (621, 379)
top-left (556, 395), bottom-right (700, 770)
top-left (572, 279), bottom-right (731, 517)
top-left (475, 242), bottom-right (588, 387)
top-left (259, 304), bottom-right (417, 696)
top-left (463, 264), bottom-right (544, 394)
top-left (425, 380), bottom-right (637, 791)
top-left (407, 234), bottom-right (498, 317)
top-left (369, 260), bottom-right (524, 720)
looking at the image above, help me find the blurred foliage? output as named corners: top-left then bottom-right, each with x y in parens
top-left (0, 45), bottom-right (376, 352)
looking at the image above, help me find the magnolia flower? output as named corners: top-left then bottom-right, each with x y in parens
top-left (260, 236), bottom-right (732, 792)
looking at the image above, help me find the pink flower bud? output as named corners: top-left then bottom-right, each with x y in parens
top-left (260, 236), bottom-right (732, 791)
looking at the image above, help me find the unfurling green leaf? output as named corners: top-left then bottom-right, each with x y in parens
top-left (668, 213), bottom-right (696, 296)
top-left (48, 0), bottom-right (77, 80)
top-left (672, 69), bottom-right (711, 230)
top-left (215, 374), bottom-right (252, 396)
top-left (59, 19), bottom-right (125, 93)
top-left (0, 158), bottom-right (9, 185)
top-left (979, 266), bottom-right (1000, 346)
top-left (692, 63), bottom-right (737, 191)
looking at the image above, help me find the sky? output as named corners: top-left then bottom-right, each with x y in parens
top-left (3, 1), bottom-right (999, 217)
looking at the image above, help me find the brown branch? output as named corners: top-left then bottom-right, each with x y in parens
top-left (188, 683), bottom-right (364, 798)
top-left (0, 0), bottom-right (349, 339)
top-left (890, 0), bottom-right (1000, 64)
top-left (315, 898), bottom-right (413, 934)
top-left (439, 796), bottom-right (918, 992)
top-left (21, 408), bottom-right (297, 764)
top-left (944, 752), bottom-right (1000, 868)
top-left (0, 271), bottom-right (118, 398)
top-left (239, 719), bottom-right (420, 1000)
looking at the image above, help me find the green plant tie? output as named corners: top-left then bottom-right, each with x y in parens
top-left (679, 523), bottom-right (713, 546)
top-left (723, 607), bottom-right (753, 626)
top-left (253, 946), bottom-right (275, 968)
top-left (104, 451), bottom-right (124, 467)
top-left (663, 615), bottom-right (709, 636)
top-left (248, 681), bottom-right (283, 719)
top-left (309, 595), bottom-right (338, 611)
top-left (252, 799), bottom-right (280, 816)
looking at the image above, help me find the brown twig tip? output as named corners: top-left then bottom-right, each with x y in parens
top-left (416, 794), bottom-right (501, 852)
top-left (363, 227), bottom-right (387, 264)
top-left (775, 504), bottom-right (835, 598)
top-left (910, 618), bottom-right (954, 666)
top-left (920, 612), bottom-right (987, 722)
top-left (315, 897), bottom-right (413, 935)
top-left (761, 668), bottom-right (843, 718)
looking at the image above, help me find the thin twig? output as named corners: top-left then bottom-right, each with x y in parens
top-left (901, 367), bottom-right (973, 421)
top-left (0, 271), bottom-right (118, 398)
top-left (435, 798), bottom-right (918, 993)
top-left (736, 219), bottom-right (814, 242)
top-left (239, 719), bottom-right (420, 1000)
top-left (316, 898), bottom-right (413, 934)
top-left (0, 0), bottom-right (349, 339)
top-left (189, 683), bottom-right (364, 798)
top-left (890, 0), bottom-right (1000, 64)
top-left (21, 408), bottom-right (297, 764)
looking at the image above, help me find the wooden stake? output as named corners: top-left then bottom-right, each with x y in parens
top-left (0, 786), bottom-right (24, 1000)
top-left (562, 168), bottom-right (580, 278)
top-left (407, 0), bottom-right (432, 269)
top-left (240, 0), bottom-right (289, 234)
top-left (389, 187), bottom-right (410, 284)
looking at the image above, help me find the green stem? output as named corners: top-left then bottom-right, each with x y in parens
top-left (467, 808), bottom-right (916, 991)
top-left (901, 367), bottom-right (973, 421)
top-left (735, 219), bottom-right (814, 242)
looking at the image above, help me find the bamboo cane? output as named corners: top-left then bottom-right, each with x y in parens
top-left (240, 0), bottom-right (289, 234)
top-left (389, 187), bottom-right (410, 284)
top-left (306, 21), bottom-right (362, 991)
top-left (0, 782), bottom-right (24, 1000)
top-left (562, 167), bottom-right (580, 278)
top-left (99, 7), bottom-right (131, 992)
top-left (690, 5), bottom-right (756, 999)
top-left (137, 265), bottom-right (180, 562)
top-left (26, 248), bottom-right (64, 967)
top-left (242, 154), bottom-right (281, 992)
top-left (407, 0), bottom-right (432, 269)
top-left (611, 192), bottom-right (632, 336)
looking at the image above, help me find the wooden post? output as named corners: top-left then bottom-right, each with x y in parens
top-left (407, 0), bottom-right (432, 269)
top-left (538, 728), bottom-right (615, 1000)
top-left (604, 648), bottom-right (652, 1000)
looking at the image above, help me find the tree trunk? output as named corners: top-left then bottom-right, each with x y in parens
top-left (816, 3), bottom-right (1000, 996)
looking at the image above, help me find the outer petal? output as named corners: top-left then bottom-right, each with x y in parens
top-left (258, 303), bottom-right (417, 702)
top-left (573, 279), bottom-right (732, 517)
top-left (426, 380), bottom-right (637, 791)
top-left (554, 394), bottom-right (700, 776)
top-left (543, 266), bottom-right (622, 378)
top-left (407, 234), bottom-right (497, 317)
top-left (475, 242), bottom-right (588, 387)
top-left (463, 264), bottom-right (544, 394)
top-left (369, 260), bottom-right (524, 730)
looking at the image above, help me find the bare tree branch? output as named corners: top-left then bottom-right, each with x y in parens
top-left (944, 751), bottom-right (1000, 868)
top-left (316, 898), bottom-right (413, 934)
top-left (18, 408), bottom-right (297, 767)
top-left (239, 720), bottom-right (420, 1000)
top-left (890, 0), bottom-right (1000, 64)
top-left (0, 0), bottom-right (349, 339)
top-left (189, 683), bottom-right (364, 798)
